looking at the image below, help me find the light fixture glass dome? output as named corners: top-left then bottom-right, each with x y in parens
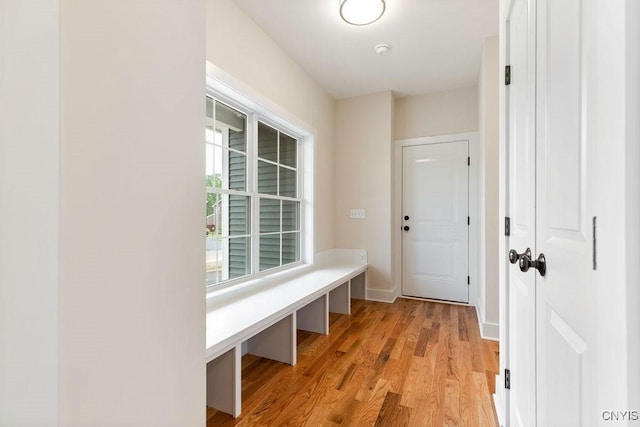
top-left (340, 0), bottom-right (386, 26)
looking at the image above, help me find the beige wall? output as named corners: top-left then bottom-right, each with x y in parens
top-left (207, 0), bottom-right (335, 253)
top-left (478, 36), bottom-right (500, 336)
top-left (395, 86), bottom-right (479, 140)
top-left (334, 92), bottom-right (395, 293)
top-left (59, 1), bottom-right (206, 425)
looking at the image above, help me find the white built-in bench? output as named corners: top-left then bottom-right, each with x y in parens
top-left (205, 249), bottom-right (368, 417)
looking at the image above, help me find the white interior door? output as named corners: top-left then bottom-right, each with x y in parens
top-left (402, 141), bottom-right (469, 303)
top-left (506, 0), bottom-right (596, 425)
top-left (535, 0), bottom-right (595, 424)
top-left (506, 0), bottom-right (537, 425)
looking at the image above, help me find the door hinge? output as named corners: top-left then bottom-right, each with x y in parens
top-left (505, 217), bottom-right (511, 236)
top-left (467, 216), bottom-right (470, 225)
top-left (467, 276), bottom-right (470, 285)
top-left (505, 369), bottom-right (511, 389)
top-left (593, 216), bottom-right (597, 270)
top-left (505, 65), bottom-right (511, 85)
top-left (467, 156), bottom-right (470, 166)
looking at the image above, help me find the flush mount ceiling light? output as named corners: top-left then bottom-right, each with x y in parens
top-left (340, 0), bottom-right (386, 26)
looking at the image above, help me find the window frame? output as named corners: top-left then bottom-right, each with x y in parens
top-left (206, 92), bottom-right (306, 290)
top-left (205, 108), bottom-right (252, 284)
top-left (254, 119), bottom-right (303, 273)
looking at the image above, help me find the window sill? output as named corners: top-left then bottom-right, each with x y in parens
top-left (206, 261), bottom-right (308, 300)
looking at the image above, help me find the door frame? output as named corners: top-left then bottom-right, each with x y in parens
top-left (497, 0), bottom-right (533, 423)
top-left (393, 132), bottom-right (479, 307)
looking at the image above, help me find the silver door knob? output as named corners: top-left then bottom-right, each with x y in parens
top-left (519, 253), bottom-right (547, 276)
top-left (508, 248), bottom-right (531, 264)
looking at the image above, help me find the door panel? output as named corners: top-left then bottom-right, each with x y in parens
top-left (545, 310), bottom-right (586, 426)
top-left (402, 141), bottom-right (469, 303)
top-left (506, 0), bottom-right (537, 425)
top-left (545, 0), bottom-right (584, 235)
top-left (414, 241), bottom-right (458, 281)
top-left (536, 0), bottom-right (595, 424)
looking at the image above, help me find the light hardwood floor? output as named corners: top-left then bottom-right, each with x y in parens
top-left (207, 298), bottom-right (500, 426)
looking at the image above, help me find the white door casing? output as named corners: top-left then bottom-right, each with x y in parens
top-left (505, 0), bottom-right (537, 424)
top-left (402, 140), bottom-right (469, 303)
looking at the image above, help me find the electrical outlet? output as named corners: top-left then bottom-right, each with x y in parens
top-left (350, 209), bottom-right (365, 219)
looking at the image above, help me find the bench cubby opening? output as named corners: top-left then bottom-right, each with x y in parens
top-left (297, 294), bottom-right (329, 334)
top-left (206, 249), bottom-right (369, 418)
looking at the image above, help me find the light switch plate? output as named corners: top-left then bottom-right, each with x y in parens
top-left (350, 209), bottom-right (365, 219)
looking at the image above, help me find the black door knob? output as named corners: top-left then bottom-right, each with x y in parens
top-left (508, 248), bottom-right (531, 264)
top-left (404, 215), bottom-right (410, 221)
top-left (519, 253), bottom-right (547, 276)
top-left (403, 226), bottom-right (410, 231)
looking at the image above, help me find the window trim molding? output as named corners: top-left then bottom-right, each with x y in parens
top-left (205, 61), bottom-right (315, 294)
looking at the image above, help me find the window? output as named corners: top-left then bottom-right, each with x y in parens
top-left (206, 95), bottom-right (302, 287)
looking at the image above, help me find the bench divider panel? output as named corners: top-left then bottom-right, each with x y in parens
top-left (246, 313), bottom-right (297, 366)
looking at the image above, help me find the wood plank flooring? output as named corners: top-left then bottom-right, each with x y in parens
top-left (206, 298), bottom-right (499, 426)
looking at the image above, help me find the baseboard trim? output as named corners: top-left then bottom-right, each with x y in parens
top-left (366, 287), bottom-right (397, 303)
top-left (481, 321), bottom-right (500, 341)
top-left (475, 303), bottom-right (500, 341)
top-left (493, 387), bottom-right (505, 427)
top-left (399, 295), bottom-right (471, 306)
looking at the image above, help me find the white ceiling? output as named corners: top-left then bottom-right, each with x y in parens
top-left (234, 0), bottom-right (499, 99)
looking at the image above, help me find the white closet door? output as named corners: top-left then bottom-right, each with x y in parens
top-left (535, 0), bottom-right (596, 424)
top-left (506, 0), bottom-right (597, 425)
